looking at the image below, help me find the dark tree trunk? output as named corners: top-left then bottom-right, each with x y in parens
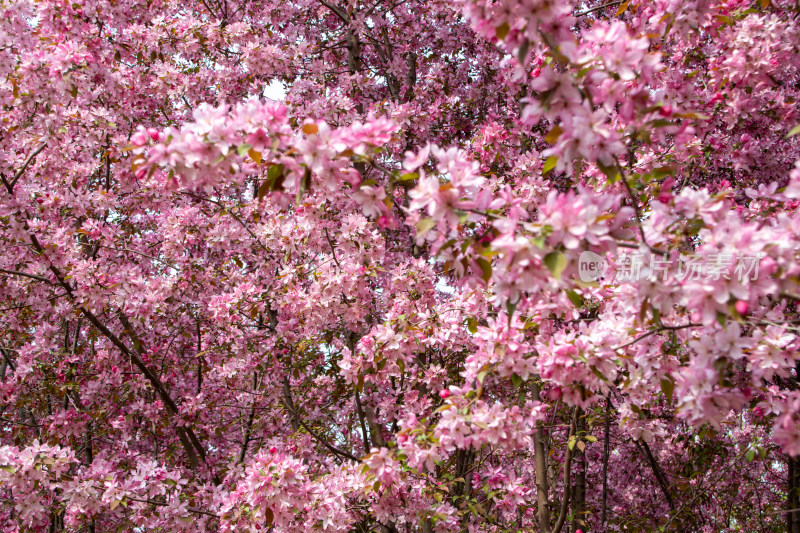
top-left (531, 382), bottom-right (551, 533)
top-left (601, 395), bottom-right (612, 526)
top-left (789, 455), bottom-right (800, 533)
top-left (571, 408), bottom-right (586, 533)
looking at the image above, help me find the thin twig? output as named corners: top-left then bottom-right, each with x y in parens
top-left (280, 399), bottom-right (361, 462)
top-left (112, 495), bottom-right (219, 518)
top-left (552, 407), bottom-right (578, 533)
top-left (613, 323), bottom-right (699, 351)
top-left (0, 268), bottom-right (51, 284)
top-left (574, 1), bottom-right (623, 17)
top-left (9, 142), bottom-right (47, 191)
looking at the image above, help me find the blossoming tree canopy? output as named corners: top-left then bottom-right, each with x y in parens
top-left (2, 0), bottom-right (800, 530)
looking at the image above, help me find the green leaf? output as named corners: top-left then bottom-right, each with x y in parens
top-left (467, 317), bottom-right (478, 334)
top-left (440, 238), bottom-right (457, 252)
top-left (295, 168), bottom-right (310, 203)
top-left (565, 289), bottom-right (584, 308)
top-left (787, 124), bottom-right (800, 138)
top-left (476, 257), bottom-right (492, 283)
top-left (257, 181), bottom-right (271, 200)
top-left (660, 377), bottom-right (674, 402)
top-left (648, 166), bottom-right (676, 180)
top-left (258, 163), bottom-right (285, 198)
top-left (590, 365), bottom-right (608, 382)
top-left (495, 22), bottom-right (510, 40)
top-left (416, 217), bottom-right (436, 237)
top-left (568, 435), bottom-right (577, 450)
top-left (543, 156), bottom-right (558, 175)
top-left (545, 125), bottom-right (563, 144)
top-left (397, 172), bottom-right (419, 181)
top-left (543, 251), bottom-right (567, 279)
top-left (511, 373), bottom-right (524, 387)
top-left (237, 143), bottom-right (252, 156)
top-left (746, 448), bottom-right (755, 462)
top-left (597, 161), bottom-right (620, 182)
top-left (547, 43), bottom-right (570, 66)
top-left (506, 299), bottom-right (519, 321)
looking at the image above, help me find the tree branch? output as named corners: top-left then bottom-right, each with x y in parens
top-left (8, 142), bottom-right (47, 191)
top-left (0, 268), bottom-right (51, 284)
top-left (633, 438), bottom-right (675, 511)
top-left (552, 407), bottom-right (578, 533)
top-left (280, 398), bottom-right (361, 462)
top-left (574, 1), bottom-right (623, 17)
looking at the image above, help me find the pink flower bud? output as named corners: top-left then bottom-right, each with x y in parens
top-left (269, 446), bottom-right (277, 454)
top-left (532, 67), bottom-right (541, 78)
top-left (439, 389), bottom-right (450, 399)
top-left (659, 105), bottom-right (672, 117)
top-left (735, 300), bottom-right (749, 316)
